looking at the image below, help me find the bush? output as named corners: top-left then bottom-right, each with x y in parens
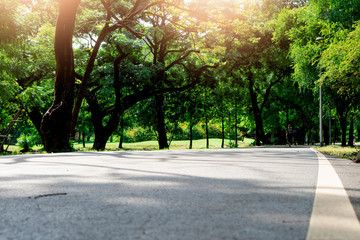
top-left (207, 123), bottom-right (223, 138)
top-left (123, 126), bottom-right (156, 143)
top-left (192, 125), bottom-right (206, 139)
top-left (17, 134), bottom-right (35, 152)
top-left (229, 142), bottom-right (238, 148)
top-left (121, 121), bottom-right (230, 143)
top-left (168, 123), bottom-right (187, 141)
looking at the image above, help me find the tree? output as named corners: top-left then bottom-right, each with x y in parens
top-left (0, 0), bottom-right (18, 44)
top-left (1, 0), bottom-right (57, 150)
top-left (40, 0), bottom-right (80, 152)
top-left (40, 0), bottom-right (188, 151)
top-left (276, 0), bottom-right (360, 146)
top-left (218, 0), bottom-right (293, 146)
top-left (141, 4), bottom-right (204, 149)
top-left (318, 26), bottom-right (360, 146)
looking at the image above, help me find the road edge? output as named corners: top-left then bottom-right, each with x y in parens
top-left (307, 149), bottom-right (360, 239)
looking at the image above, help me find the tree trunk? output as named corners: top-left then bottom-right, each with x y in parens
top-left (82, 132), bottom-right (85, 148)
top-left (248, 76), bottom-right (265, 146)
top-left (40, 0), bottom-right (80, 152)
top-left (155, 94), bottom-right (169, 149)
top-left (228, 111), bottom-right (231, 143)
top-left (234, 100), bottom-right (238, 147)
top-left (253, 112), bottom-right (265, 146)
top-left (70, 21), bottom-right (118, 139)
top-left (77, 132), bottom-right (81, 143)
top-left (339, 115), bottom-right (347, 147)
top-left (85, 52), bottom-right (128, 151)
top-left (189, 123), bottom-right (193, 149)
top-left (348, 117), bottom-right (354, 147)
top-left (93, 131), bottom-right (109, 151)
top-left (205, 115), bottom-right (209, 149)
top-left (221, 113), bottom-right (225, 148)
top-left (92, 114), bottom-right (120, 150)
top-left (119, 118), bottom-right (124, 149)
top-left (91, 112), bottom-right (120, 151)
top-left (334, 119), bottom-right (340, 144)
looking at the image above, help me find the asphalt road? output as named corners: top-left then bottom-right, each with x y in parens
top-left (0, 147), bottom-right (359, 240)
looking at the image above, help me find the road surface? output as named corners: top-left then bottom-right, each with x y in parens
top-left (1, 147), bottom-right (360, 239)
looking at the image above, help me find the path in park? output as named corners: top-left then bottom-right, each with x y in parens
top-left (1, 147), bottom-right (360, 239)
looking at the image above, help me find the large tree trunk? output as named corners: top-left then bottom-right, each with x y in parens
top-left (119, 117), bottom-right (124, 149)
top-left (85, 90), bottom-right (121, 151)
top-left (40, 0), bottom-right (80, 152)
top-left (155, 94), bottom-right (169, 149)
top-left (27, 107), bottom-right (44, 143)
top-left (85, 54), bottom-right (126, 151)
top-left (92, 115), bottom-right (120, 151)
top-left (93, 130), bottom-right (110, 151)
top-left (70, 21), bottom-right (118, 139)
top-left (254, 111), bottom-right (265, 146)
top-left (249, 77), bottom-right (265, 146)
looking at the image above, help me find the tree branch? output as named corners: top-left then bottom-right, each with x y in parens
top-left (165, 50), bottom-right (200, 71)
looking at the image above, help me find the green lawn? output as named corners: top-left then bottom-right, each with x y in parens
top-left (315, 145), bottom-right (360, 161)
top-left (74, 138), bottom-right (253, 151)
top-left (3, 140), bottom-right (360, 163)
top-left (1, 138), bottom-right (253, 155)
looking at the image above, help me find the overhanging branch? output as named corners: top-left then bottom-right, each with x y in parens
top-left (165, 50), bottom-right (200, 71)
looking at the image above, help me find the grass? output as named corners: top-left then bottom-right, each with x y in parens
top-left (2, 139), bottom-right (360, 163)
top-left (1, 138), bottom-right (253, 155)
top-left (73, 138), bottom-right (253, 151)
top-left (315, 145), bottom-right (360, 161)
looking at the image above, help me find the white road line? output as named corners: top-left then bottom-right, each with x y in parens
top-left (307, 150), bottom-right (360, 240)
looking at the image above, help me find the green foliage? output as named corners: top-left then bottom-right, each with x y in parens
top-left (119, 121), bottom-right (228, 143)
top-left (123, 126), bottom-right (157, 143)
top-left (320, 23), bottom-right (360, 98)
top-left (312, 0), bottom-right (360, 29)
top-left (16, 134), bottom-right (35, 152)
top-left (0, 0), bottom-right (18, 44)
top-left (228, 142), bottom-right (238, 148)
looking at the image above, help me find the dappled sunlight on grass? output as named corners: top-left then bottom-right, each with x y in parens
top-left (1, 138), bottom-right (253, 155)
top-left (74, 138), bottom-right (252, 151)
top-left (315, 145), bottom-right (360, 161)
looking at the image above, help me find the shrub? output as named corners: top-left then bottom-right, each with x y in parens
top-left (123, 126), bottom-right (156, 143)
top-left (208, 123), bottom-right (222, 138)
top-left (17, 134), bottom-right (35, 152)
top-left (192, 125), bottom-right (206, 139)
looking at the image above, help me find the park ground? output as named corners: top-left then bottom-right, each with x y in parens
top-left (2, 138), bottom-right (360, 163)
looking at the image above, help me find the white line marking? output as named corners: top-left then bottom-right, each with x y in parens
top-left (307, 150), bottom-right (360, 239)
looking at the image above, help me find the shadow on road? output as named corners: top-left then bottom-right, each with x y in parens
top-left (0, 148), bottom-right (318, 240)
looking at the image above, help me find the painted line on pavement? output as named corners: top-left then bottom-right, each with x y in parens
top-left (307, 149), bottom-right (360, 239)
